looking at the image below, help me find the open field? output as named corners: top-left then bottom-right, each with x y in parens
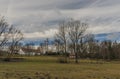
top-left (0, 56), bottom-right (120, 79)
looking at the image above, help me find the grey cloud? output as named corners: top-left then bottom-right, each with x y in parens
top-left (11, 0), bottom-right (95, 10)
top-left (0, 0), bottom-right (120, 39)
top-left (90, 0), bottom-right (120, 8)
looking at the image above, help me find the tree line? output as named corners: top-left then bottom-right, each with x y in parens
top-left (0, 16), bottom-right (120, 63)
top-left (55, 19), bottom-right (120, 63)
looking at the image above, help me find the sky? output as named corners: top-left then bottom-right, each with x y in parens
top-left (0, 0), bottom-right (120, 40)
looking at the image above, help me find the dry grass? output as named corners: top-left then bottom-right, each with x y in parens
top-left (0, 56), bottom-right (120, 79)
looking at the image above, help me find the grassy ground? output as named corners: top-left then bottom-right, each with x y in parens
top-left (0, 56), bottom-right (120, 79)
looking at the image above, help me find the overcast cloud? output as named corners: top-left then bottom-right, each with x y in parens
top-left (0, 0), bottom-right (120, 39)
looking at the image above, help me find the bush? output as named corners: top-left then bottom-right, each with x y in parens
top-left (58, 57), bottom-right (68, 63)
top-left (45, 52), bottom-right (60, 56)
top-left (2, 58), bottom-right (25, 62)
top-left (3, 58), bottom-right (11, 62)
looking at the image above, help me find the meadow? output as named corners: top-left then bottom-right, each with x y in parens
top-left (0, 56), bottom-right (120, 79)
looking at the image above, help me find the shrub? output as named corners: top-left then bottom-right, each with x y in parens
top-left (58, 57), bottom-right (68, 63)
top-left (2, 58), bottom-right (25, 62)
top-left (45, 52), bottom-right (60, 56)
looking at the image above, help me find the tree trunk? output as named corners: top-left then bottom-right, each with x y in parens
top-left (75, 43), bottom-right (78, 63)
top-left (64, 41), bottom-right (67, 63)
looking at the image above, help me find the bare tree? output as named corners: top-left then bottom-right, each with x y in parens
top-left (85, 34), bottom-right (95, 53)
top-left (54, 38), bottom-right (61, 53)
top-left (44, 38), bottom-right (49, 53)
top-left (9, 26), bottom-right (23, 56)
top-left (55, 21), bottom-right (68, 62)
top-left (0, 16), bottom-right (24, 58)
top-left (67, 19), bottom-right (88, 63)
top-left (0, 16), bottom-right (12, 48)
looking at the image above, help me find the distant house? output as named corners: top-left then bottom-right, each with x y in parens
top-left (0, 44), bottom-right (59, 56)
top-left (0, 45), bottom-right (42, 56)
top-left (39, 45), bottom-right (57, 54)
top-left (17, 49), bottom-right (26, 55)
top-left (48, 45), bottom-right (57, 52)
top-left (21, 47), bottom-right (41, 56)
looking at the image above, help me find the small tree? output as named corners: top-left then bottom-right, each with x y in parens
top-left (54, 38), bottom-right (61, 53)
top-left (44, 38), bottom-right (49, 53)
top-left (55, 21), bottom-right (68, 62)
